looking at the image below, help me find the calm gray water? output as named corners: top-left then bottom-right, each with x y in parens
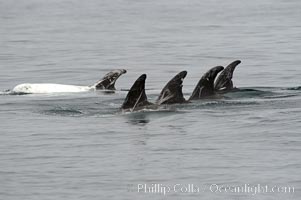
top-left (0, 0), bottom-right (300, 199)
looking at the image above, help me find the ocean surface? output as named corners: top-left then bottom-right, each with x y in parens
top-left (0, 0), bottom-right (300, 199)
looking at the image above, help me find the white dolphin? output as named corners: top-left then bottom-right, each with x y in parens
top-left (12, 69), bottom-right (126, 94)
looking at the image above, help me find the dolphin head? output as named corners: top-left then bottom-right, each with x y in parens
top-left (121, 74), bottom-right (151, 110)
top-left (214, 60), bottom-right (241, 92)
top-left (94, 69), bottom-right (127, 90)
top-left (189, 66), bottom-right (224, 100)
top-left (157, 71), bottom-right (187, 105)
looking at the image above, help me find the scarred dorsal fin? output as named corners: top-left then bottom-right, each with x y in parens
top-left (189, 66), bottom-right (224, 100)
top-left (121, 74), bottom-right (152, 111)
top-left (156, 71), bottom-right (187, 105)
top-left (215, 60), bottom-right (241, 92)
top-left (93, 69), bottom-right (127, 90)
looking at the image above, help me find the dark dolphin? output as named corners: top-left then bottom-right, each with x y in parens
top-left (189, 66), bottom-right (224, 100)
top-left (94, 69), bottom-right (127, 90)
top-left (121, 74), bottom-right (153, 111)
top-left (156, 71), bottom-right (187, 105)
top-left (214, 60), bottom-right (241, 92)
top-left (121, 71), bottom-right (188, 111)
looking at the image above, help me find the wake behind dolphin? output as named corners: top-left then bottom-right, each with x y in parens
top-left (10, 69), bottom-right (126, 94)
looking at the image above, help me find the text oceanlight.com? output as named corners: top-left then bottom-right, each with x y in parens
top-left (134, 183), bottom-right (295, 196)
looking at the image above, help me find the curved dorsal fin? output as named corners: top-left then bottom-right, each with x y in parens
top-left (121, 74), bottom-right (152, 110)
top-left (215, 60), bottom-right (241, 92)
top-left (156, 71), bottom-right (187, 105)
top-left (93, 69), bottom-right (127, 90)
top-left (189, 66), bottom-right (224, 100)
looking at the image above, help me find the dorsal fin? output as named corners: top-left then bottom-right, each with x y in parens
top-left (189, 66), bottom-right (224, 100)
top-left (121, 74), bottom-right (151, 110)
top-left (93, 69), bottom-right (127, 90)
top-left (215, 60), bottom-right (241, 92)
top-left (156, 71), bottom-right (187, 105)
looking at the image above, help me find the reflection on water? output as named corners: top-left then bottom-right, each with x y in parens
top-left (126, 113), bottom-right (150, 125)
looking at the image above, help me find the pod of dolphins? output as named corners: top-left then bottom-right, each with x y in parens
top-left (8, 60), bottom-right (241, 112)
top-left (121, 60), bottom-right (241, 111)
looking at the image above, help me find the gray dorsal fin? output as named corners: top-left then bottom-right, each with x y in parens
top-left (189, 66), bottom-right (224, 100)
top-left (156, 71), bottom-right (187, 105)
top-left (215, 60), bottom-right (241, 92)
top-left (93, 69), bottom-right (127, 90)
top-left (121, 74), bottom-right (151, 110)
